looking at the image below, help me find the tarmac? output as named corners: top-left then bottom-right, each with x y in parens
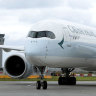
top-left (0, 81), bottom-right (96, 96)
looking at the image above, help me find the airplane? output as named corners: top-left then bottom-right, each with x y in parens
top-left (0, 19), bottom-right (96, 90)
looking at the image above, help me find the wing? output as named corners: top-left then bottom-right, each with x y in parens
top-left (0, 45), bottom-right (24, 52)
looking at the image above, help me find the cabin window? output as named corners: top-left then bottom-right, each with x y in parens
top-left (28, 31), bottom-right (55, 39)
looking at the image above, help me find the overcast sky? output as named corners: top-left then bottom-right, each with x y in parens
top-left (0, 0), bottom-right (96, 45)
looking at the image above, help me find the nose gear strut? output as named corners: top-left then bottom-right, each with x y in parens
top-left (36, 66), bottom-right (47, 90)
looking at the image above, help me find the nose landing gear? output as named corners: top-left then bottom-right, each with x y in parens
top-left (36, 80), bottom-right (47, 89)
top-left (36, 66), bottom-right (47, 90)
top-left (58, 68), bottom-right (76, 85)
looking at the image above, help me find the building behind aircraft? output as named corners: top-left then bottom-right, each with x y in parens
top-left (0, 34), bottom-right (4, 70)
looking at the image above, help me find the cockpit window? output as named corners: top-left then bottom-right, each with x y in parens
top-left (28, 31), bottom-right (55, 39)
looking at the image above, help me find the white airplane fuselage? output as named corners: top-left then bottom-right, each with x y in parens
top-left (2, 20), bottom-right (96, 89)
top-left (24, 20), bottom-right (96, 71)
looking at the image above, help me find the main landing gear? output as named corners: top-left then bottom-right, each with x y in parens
top-left (36, 67), bottom-right (76, 89)
top-left (36, 66), bottom-right (47, 90)
top-left (58, 68), bottom-right (76, 85)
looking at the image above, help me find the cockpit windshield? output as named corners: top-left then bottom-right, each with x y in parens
top-left (28, 31), bottom-right (55, 39)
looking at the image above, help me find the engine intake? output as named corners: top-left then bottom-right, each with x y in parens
top-left (5, 56), bottom-right (25, 76)
top-left (4, 55), bottom-right (32, 79)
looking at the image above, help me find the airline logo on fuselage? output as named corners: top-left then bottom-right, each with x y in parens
top-left (58, 35), bottom-right (64, 49)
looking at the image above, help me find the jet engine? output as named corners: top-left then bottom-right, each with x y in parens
top-left (4, 54), bottom-right (33, 79)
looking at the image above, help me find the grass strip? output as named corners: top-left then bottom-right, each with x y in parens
top-left (0, 76), bottom-right (96, 81)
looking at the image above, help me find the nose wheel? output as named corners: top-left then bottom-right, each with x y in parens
top-left (36, 81), bottom-right (47, 89)
top-left (42, 81), bottom-right (47, 89)
top-left (36, 66), bottom-right (47, 90)
top-left (36, 81), bottom-right (41, 89)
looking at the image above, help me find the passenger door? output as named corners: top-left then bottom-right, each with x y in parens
top-left (63, 27), bottom-right (71, 47)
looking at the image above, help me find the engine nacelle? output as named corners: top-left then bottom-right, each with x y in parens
top-left (4, 54), bottom-right (33, 79)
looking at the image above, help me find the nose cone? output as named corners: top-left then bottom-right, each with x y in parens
top-left (25, 38), bottom-right (48, 66)
top-left (25, 38), bottom-right (48, 56)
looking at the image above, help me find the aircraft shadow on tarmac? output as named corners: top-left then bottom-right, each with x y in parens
top-left (11, 82), bottom-right (96, 87)
top-left (5, 81), bottom-right (96, 90)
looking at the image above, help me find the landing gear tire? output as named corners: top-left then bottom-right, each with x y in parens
top-left (58, 77), bottom-right (76, 85)
top-left (58, 76), bottom-right (63, 85)
top-left (36, 81), bottom-right (41, 89)
top-left (69, 77), bottom-right (76, 85)
top-left (42, 81), bottom-right (47, 89)
top-left (36, 81), bottom-right (47, 90)
top-left (36, 66), bottom-right (48, 90)
top-left (58, 68), bottom-right (76, 85)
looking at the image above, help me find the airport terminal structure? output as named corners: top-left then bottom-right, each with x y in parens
top-left (0, 34), bottom-right (5, 70)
